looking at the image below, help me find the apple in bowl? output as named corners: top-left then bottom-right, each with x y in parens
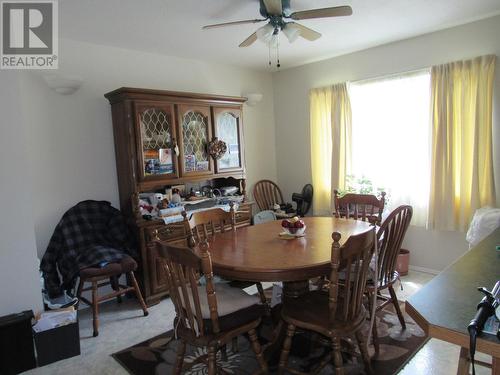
top-left (281, 216), bottom-right (306, 235)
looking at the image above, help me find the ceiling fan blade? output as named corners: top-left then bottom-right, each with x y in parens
top-left (290, 22), bottom-right (321, 41)
top-left (239, 32), bottom-right (258, 47)
top-left (290, 5), bottom-right (353, 21)
top-left (262, 0), bottom-right (282, 15)
top-left (202, 19), bottom-right (266, 30)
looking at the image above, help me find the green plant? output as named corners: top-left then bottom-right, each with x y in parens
top-left (337, 174), bottom-right (388, 202)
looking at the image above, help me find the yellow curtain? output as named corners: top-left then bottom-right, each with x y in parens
top-left (310, 87), bottom-right (332, 216)
top-left (331, 83), bottom-right (352, 204)
top-left (428, 55), bottom-right (496, 231)
top-left (310, 83), bottom-right (352, 215)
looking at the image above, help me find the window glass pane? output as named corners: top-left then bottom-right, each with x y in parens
top-left (349, 72), bottom-right (431, 225)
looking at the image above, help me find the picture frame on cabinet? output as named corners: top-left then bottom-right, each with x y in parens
top-left (185, 154), bottom-right (196, 172)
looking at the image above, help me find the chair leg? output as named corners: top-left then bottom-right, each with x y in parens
top-left (207, 344), bottom-right (217, 375)
top-left (110, 276), bottom-right (122, 303)
top-left (372, 315), bottom-right (380, 356)
top-left (388, 284), bottom-right (406, 329)
top-left (231, 336), bottom-right (239, 353)
top-left (367, 290), bottom-right (380, 356)
top-left (355, 330), bottom-right (373, 375)
top-left (174, 339), bottom-right (186, 375)
top-left (331, 336), bottom-right (344, 375)
top-left (248, 328), bottom-right (268, 374)
top-left (278, 324), bottom-right (296, 375)
top-left (129, 271), bottom-right (149, 316)
top-left (76, 278), bottom-right (84, 308)
top-left (221, 344), bottom-right (228, 362)
top-left (91, 280), bottom-right (99, 337)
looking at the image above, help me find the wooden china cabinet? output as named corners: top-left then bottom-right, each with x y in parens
top-left (105, 87), bottom-right (251, 305)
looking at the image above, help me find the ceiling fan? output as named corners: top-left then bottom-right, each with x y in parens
top-left (202, 0), bottom-right (353, 48)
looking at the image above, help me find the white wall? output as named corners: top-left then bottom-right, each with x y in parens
top-left (18, 38), bottom-right (277, 258)
top-left (0, 72), bottom-right (43, 316)
top-left (272, 15), bottom-right (500, 271)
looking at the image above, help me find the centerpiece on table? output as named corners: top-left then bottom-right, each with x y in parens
top-left (280, 216), bottom-right (306, 238)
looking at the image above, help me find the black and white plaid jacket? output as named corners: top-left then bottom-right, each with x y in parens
top-left (40, 200), bottom-right (137, 297)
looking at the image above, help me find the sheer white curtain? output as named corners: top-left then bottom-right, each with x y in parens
top-left (349, 72), bottom-right (431, 226)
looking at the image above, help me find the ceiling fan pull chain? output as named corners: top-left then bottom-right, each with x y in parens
top-left (276, 36), bottom-right (281, 69)
top-left (268, 44), bottom-right (272, 66)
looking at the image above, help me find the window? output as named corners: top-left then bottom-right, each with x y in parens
top-left (348, 72), bottom-right (431, 225)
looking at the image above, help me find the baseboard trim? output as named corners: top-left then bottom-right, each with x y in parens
top-left (409, 265), bottom-right (440, 275)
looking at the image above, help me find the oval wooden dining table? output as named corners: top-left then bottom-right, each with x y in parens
top-left (206, 216), bottom-right (373, 298)
top-left (200, 216), bottom-right (374, 364)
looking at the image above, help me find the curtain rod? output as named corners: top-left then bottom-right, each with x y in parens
top-left (350, 67), bottom-right (430, 86)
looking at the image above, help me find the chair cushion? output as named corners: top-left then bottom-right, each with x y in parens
top-left (282, 290), bottom-right (366, 334)
top-left (79, 256), bottom-right (137, 279)
top-left (180, 283), bottom-right (262, 319)
top-left (203, 303), bottom-right (266, 334)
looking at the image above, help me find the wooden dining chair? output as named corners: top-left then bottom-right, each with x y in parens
top-left (366, 205), bottom-right (413, 355)
top-left (185, 206), bottom-right (236, 248)
top-left (333, 190), bottom-right (386, 225)
top-left (155, 240), bottom-right (268, 375)
top-left (278, 228), bottom-right (376, 375)
top-left (253, 179), bottom-right (284, 211)
top-left (185, 207), bottom-right (267, 305)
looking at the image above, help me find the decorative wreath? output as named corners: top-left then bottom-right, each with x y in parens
top-left (207, 137), bottom-right (227, 160)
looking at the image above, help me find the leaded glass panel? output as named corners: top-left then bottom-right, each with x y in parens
top-left (140, 108), bottom-right (175, 176)
top-left (182, 111), bottom-right (209, 172)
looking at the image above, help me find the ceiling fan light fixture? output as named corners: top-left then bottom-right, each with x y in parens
top-left (256, 23), bottom-right (274, 44)
top-left (282, 23), bottom-right (301, 43)
top-left (269, 33), bottom-right (280, 48)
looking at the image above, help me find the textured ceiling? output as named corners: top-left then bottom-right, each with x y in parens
top-left (59, 0), bottom-right (500, 71)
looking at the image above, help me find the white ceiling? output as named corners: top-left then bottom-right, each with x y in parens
top-left (60, 0), bottom-right (500, 71)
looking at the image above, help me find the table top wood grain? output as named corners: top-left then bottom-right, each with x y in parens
top-left (406, 227), bottom-right (500, 358)
top-left (204, 216), bottom-right (373, 282)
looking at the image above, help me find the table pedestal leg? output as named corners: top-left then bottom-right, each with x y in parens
top-left (282, 280), bottom-right (310, 302)
top-left (262, 280), bottom-right (310, 369)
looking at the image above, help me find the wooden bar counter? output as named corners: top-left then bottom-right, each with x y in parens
top-left (406, 228), bottom-right (500, 374)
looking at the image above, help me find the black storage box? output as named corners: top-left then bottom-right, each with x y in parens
top-left (0, 310), bottom-right (37, 375)
top-left (34, 319), bottom-right (81, 366)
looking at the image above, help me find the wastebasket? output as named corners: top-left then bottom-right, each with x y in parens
top-left (33, 318), bottom-right (80, 366)
top-left (396, 248), bottom-right (410, 276)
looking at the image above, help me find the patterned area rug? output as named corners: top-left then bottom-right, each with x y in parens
top-left (113, 305), bottom-right (427, 374)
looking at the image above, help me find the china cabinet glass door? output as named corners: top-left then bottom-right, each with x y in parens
top-left (135, 102), bottom-right (178, 181)
top-left (213, 107), bottom-right (244, 173)
top-left (178, 104), bottom-right (214, 176)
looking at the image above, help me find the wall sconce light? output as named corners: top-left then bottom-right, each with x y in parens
top-left (43, 74), bottom-right (83, 95)
top-left (245, 93), bottom-right (263, 106)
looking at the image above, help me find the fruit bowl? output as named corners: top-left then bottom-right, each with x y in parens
top-left (281, 217), bottom-right (306, 236)
top-left (283, 225), bottom-right (306, 236)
